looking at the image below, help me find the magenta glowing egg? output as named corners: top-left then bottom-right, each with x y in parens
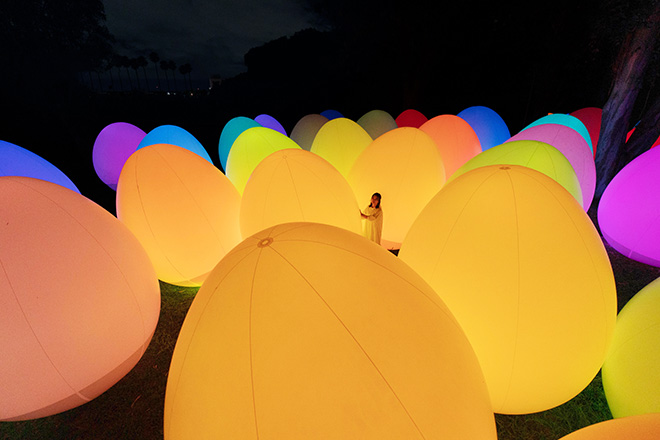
top-left (522, 114), bottom-right (593, 154)
top-left (395, 109), bottom-right (428, 128)
top-left (254, 114), bottom-right (287, 136)
top-left (507, 124), bottom-right (596, 210)
top-left (92, 122), bottom-right (147, 190)
top-left (598, 146), bottom-right (660, 267)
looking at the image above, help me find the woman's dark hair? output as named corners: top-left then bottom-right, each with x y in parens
top-left (370, 192), bottom-right (381, 208)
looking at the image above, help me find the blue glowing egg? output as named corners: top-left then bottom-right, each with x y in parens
top-left (320, 109), bottom-right (343, 120)
top-left (137, 125), bottom-right (213, 164)
top-left (457, 106), bottom-right (510, 151)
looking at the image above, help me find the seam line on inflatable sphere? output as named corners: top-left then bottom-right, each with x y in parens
top-left (249, 244), bottom-right (265, 439)
top-left (268, 245), bottom-right (428, 440)
top-left (499, 168), bottom-right (522, 410)
top-left (284, 158), bottom-right (305, 219)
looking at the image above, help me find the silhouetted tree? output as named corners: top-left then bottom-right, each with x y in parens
top-left (149, 52), bottom-right (162, 90)
top-left (168, 60), bottom-right (178, 91)
top-left (179, 63), bottom-right (193, 91)
top-left (160, 60), bottom-right (171, 91)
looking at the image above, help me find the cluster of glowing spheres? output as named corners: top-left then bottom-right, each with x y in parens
top-left (92, 122), bottom-right (146, 190)
top-left (598, 146), bottom-right (660, 266)
top-left (602, 277), bottom-right (660, 418)
top-left (507, 123), bottom-right (596, 210)
top-left (348, 127), bottom-right (446, 248)
top-left (522, 114), bottom-right (593, 153)
top-left (240, 149), bottom-right (361, 238)
top-left (254, 114), bottom-right (286, 135)
top-left (164, 223), bottom-right (497, 439)
top-left (558, 413), bottom-right (660, 440)
top-left (420, 114), bottom-right (482, 177)
top-left (357, 109), bottom-right (397, 139)
top-left (0, 177), bottom-right (160, 421)
top-left (117, 144), bottom-right (241, 286)
top-left (289, 114), bottom-right (328, 151)
top-left (137, 124), bottom-right (213, 164)
top-left (0, 140), bottom-right (79, 193)
top-left (226, 127), bottom-right (301, 194)
top-left (570, 107), bottom-right (602, 158)
top-left (457, 106), bottom-right (510, 151)
top-left (310, 117), bottom-right (373, 177)
top-left (399, 165), bottom-right (617, 414)
top-left (218, 116), bottom-right (261, 170)
top-left (450, 140), bottom-right (583, 207)
top-left (395, 109), bottom-right (428, 128)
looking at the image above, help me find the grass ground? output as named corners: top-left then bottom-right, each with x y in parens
top-left (1, 242), bottom-right (659, 440)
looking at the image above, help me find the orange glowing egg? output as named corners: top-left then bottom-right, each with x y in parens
top-left (420, 114), bottom-right (482, 177)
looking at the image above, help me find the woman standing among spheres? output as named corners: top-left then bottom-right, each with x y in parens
top-left (360, 192), bottom-right (383, 244)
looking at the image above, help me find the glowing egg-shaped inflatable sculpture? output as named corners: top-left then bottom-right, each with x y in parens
top-left (92, 122), bottom-right (146, 190)
top-left (558, 413), bottom-right (660, 440)
top-left (457, 106), bottom-right (510, 151)
top-left (240, 149), bottom-right (361, 238)
top-left (164, 222), bottom-right (497, 439)
top-left (348, 127), bottom-right (446, 249)
top-left (523, 114), bottom-right (593, 153)
top-left (290, 114), bottom-right (328, 151)
top-left (310, 117), bottom-right (373, 177)
top-left (254, 114), bottom-right (286, 136)
top-left (218, 116), bottom-right (261, 171)
top-left (117, 144), bottom-right (241, 286)
top-left (0, 176), bottom-right (160, 421)
top-left (226, 127), bottom-right (301, 194)
top-left (420, 114), bottom-right (482, 177)
top-left (137, 124), bottom-right (213, 164)
top-left (598, 146), bottom-right (660, 267)
top-left (399, 165), bottom-right (617, 414)
top-left (507, 123), bottom-right (596, 210)
top-left (357, 109), bottom-right (398, 140)
top-left (602, 277), bottom-right (660, 417)
top-left (0, 140), bottom-right (79, 193)
top-left (450, 140), bottom-right (583, 207)
top-left (320, 109), bottom-right (343, 120)
top-left (570, 107), bottom-right (602, 158)
top-left (395, 109), bottom-right (428, 128)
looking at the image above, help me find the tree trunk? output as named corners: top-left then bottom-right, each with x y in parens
top-left (595, 4), bottom-right (660, 199)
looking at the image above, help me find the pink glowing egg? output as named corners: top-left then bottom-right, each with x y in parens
top-left (290, 114), bottom-right (329, 151)
top-left (395, 109), bottom-right (428, 128)
top-left (0, 177), bottom-right (160, 421)
top-left (507, 123), bottom-right (596, 210)
top-left (570, 107), bottom-right (602, 158)
top-left (92, 122), bottom-right (147, 191)
top-left (420, 114), bottom-right (482, 177)
top-left (598, 146), bottom-right (660, 267)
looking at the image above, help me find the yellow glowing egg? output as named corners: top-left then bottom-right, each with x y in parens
top-left (0, 177), bottom-right (160, 421)
top-left (117, 143), bottom-right (241, 287)
top-left (348, 127), bottom-right (445, 249)
top-left (399, 165), bottom-right (617, 414)
top-left (164, 222), bottom-right (497, 439)
top-left (420, 114), bottom-right (482, 177)
top-left (240, 149), bottom-right (361, 238)
top-left (602, 277), bottom-right (660, 418)
top-left (450, 140), bottom-right (583, 207)
top-left (310, 117), bottom-right (373, 177)
top-left (357, 109), bottom-right (398, 139)
top-left (558, 413), bottom-right (660, 440)
top-left (290, 114), bottom-right (329, 151)
top-left (226, 127), bottom-right (301, 194)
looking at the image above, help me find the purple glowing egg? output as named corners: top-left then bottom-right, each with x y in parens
top-left (254, 114), bottom-right (286, 136)
top-left (93, 122), bottom-right (147, 191)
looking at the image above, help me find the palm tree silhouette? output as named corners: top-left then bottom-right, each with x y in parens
top-left (168, 60), bottom-right (177, 91)
top-left (137, 56), bottom-right (149, 91)
top-left (179, 63), bottom-right (193, 91)
top-left (149, 52), bottom-right (161, 91)
top-left (160, 60), bottom-right (171, 91)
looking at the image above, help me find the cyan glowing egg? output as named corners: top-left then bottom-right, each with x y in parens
top-left (290, 114), bottom-right (329, 151)
top-left (310, 117), bottom-right (373, 177)
top-left (137, 125), bottom-right (213, 164)
top-left (218, 117), bottom-right (261, 171)
top-left (92, 122), bottom-right (146, 190)
top-left (0, 140), bottom-right (79, 193)
top-left (507, 123), bottom-right (596, 210)
top-left (602, 277), bottom-right (660, 418)
top-left (254, 114), bottom-right (286, 136)
top-left (395, 109), bottom-right (428, 128)
top-left (357, 109), bottom-right (398, 140)
top-left (598, 146), bottom-right (660, 267)
top-left (0, 176), bottom-right (159, 421)
top-left (226, 127), bottom-right (301, 194)
top-left (457, 106), bottom-right (510, 151)
top-left (522, 114), bottom-right (593, 153)
top-left (570, 107), bottom-right (602, 158)
top-left (420, 114), bottom-right (482, 177)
